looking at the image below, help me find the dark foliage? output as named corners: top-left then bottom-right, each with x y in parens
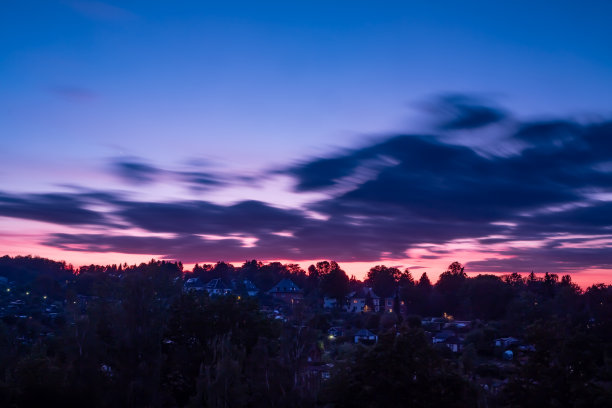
top-left (0, 256), bottom-right (610, 407)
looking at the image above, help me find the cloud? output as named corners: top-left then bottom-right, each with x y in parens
top-left (111, 158), bottom-right (227, 189)
top-left (466, 245), bottom-right (612, 274)
top-left (2, 95), bottom-right (612, 275)
top-left (178, 171), bottom-right (224, 190)
top-left (0, 192), bottom-right (110, 226)
top-left (426, 94), bottom-right (508, 130)
top-left (280, 99), bottom-right (612, 269)
top-left (115, 199), bottom-right (312, 236)
top-left (113, 159), bottom-right (161, 184)
top-left (292, 132), bottom-right (582, 222)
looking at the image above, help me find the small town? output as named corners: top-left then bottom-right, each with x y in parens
top-left (0, 255), bottom-right (610, 407)
top-left (4, 1), bottom-right (612, 407)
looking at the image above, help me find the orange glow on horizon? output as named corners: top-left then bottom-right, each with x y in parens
top-left (1, 243), bottom-right (610, 289)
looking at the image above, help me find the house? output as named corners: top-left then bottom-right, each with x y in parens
top-left (231, 279), bottom-right (259, 296)
top-left (346, 287), bottom-right (379, 312)
top-left (443, 336), bottom-right (463, 353)
top-left (323, 297), bottom-right (337, 309)
top-left (345, 291), bottom-right (365, 312)
top-left (431, 330), bottom-right (464, 352)
top-left (444, 320), bottom-right (472, 331)
top-left (345, 287), bottom-right (397, 313)
top-left (354, 329), bottom-right (378, 344)
top-left (432, 330), bottom-right (455, 344)
top-left (495, 337), bottom-right (520, 348)
top-left (382, 297), bottom-right (395, 313)
top-left (422, 317), bottom-right (445, 331)
top-left (268, 278), bottom-right (303, 305)
top-left (183, 277), bottom-right (206, 293)
top-left (243, 279), bottom-right (259, 296)
top-left (206, 278), bottom-right (232, 296)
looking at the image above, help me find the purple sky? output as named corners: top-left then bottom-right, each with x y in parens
top-left (2, 1), bottom-right (612, 285)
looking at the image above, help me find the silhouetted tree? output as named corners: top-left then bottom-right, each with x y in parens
top-left (320, 265), bottom-right (350, 306)
top-left (365, 265), bottom-right (402, 298)
top-left (436, 262), bottom-right (468, 315)
top-left (321, 328), bottom-right (477, 407)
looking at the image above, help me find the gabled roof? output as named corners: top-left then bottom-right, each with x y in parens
top-left (354, 329), bottom-right (377, 338)
top-left (349, 287), bottom-right (380, 299)
top-left (496, 336), bottom-right (520, 343)
top-left (433, 331), bottom-right (455, 341)
top-left (184, 277), bottom-right (205, 289)
top-left (243, 279), bottom-right (258, 291)
top-left (268, 278), bottom-right (302, 293)
top-left (206, 278), bottom-right (230, 290)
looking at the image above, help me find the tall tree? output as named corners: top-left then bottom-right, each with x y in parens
top-left (365, 265), bottom-right (402, 298)
top-left (320, 265), bottom-right (350, 306)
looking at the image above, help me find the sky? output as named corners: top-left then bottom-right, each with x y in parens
top-left (2, 1), bottom-right (612, 286)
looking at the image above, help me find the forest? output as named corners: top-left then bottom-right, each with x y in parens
top-left (0, 255), bottom-right (610, 407)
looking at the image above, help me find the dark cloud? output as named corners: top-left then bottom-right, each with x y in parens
top-left (280, 101), bottom-right (612, 268)
top-left (514, 120), bottom-right (581, 146)
top-left (116, 200), bottom-right (312, 236)
top-left (296, 133), bottom-right (581, 223)
top-left (291, 115), bottom-right (612, 222)
top-left (179, 171), bottom-right (223, 189)
top-left (0, 192), bottom-right (109, 226)
top-left (111, 158), bottom-right (226, 189)
top-left (3, 95), bottom-right (612, 274)
top-left (428, 94), bottom-right (507, 130)
top-left (46, 233), bottom-right (245, 263)
top-left (466, 246), bottom-right (612, 274)
top-left (45, 232), bottom-right (321, 263)
top-left (290, 155), bottom-right (365, 191)
top-left (113, 159), bottom-right (161, 184)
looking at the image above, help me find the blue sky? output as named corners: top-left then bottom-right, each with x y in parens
top-left (1, 1), bottom-right (612, 284)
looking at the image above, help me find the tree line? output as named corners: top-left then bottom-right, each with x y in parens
top-left (0, 255), bottom-right (610, 406)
